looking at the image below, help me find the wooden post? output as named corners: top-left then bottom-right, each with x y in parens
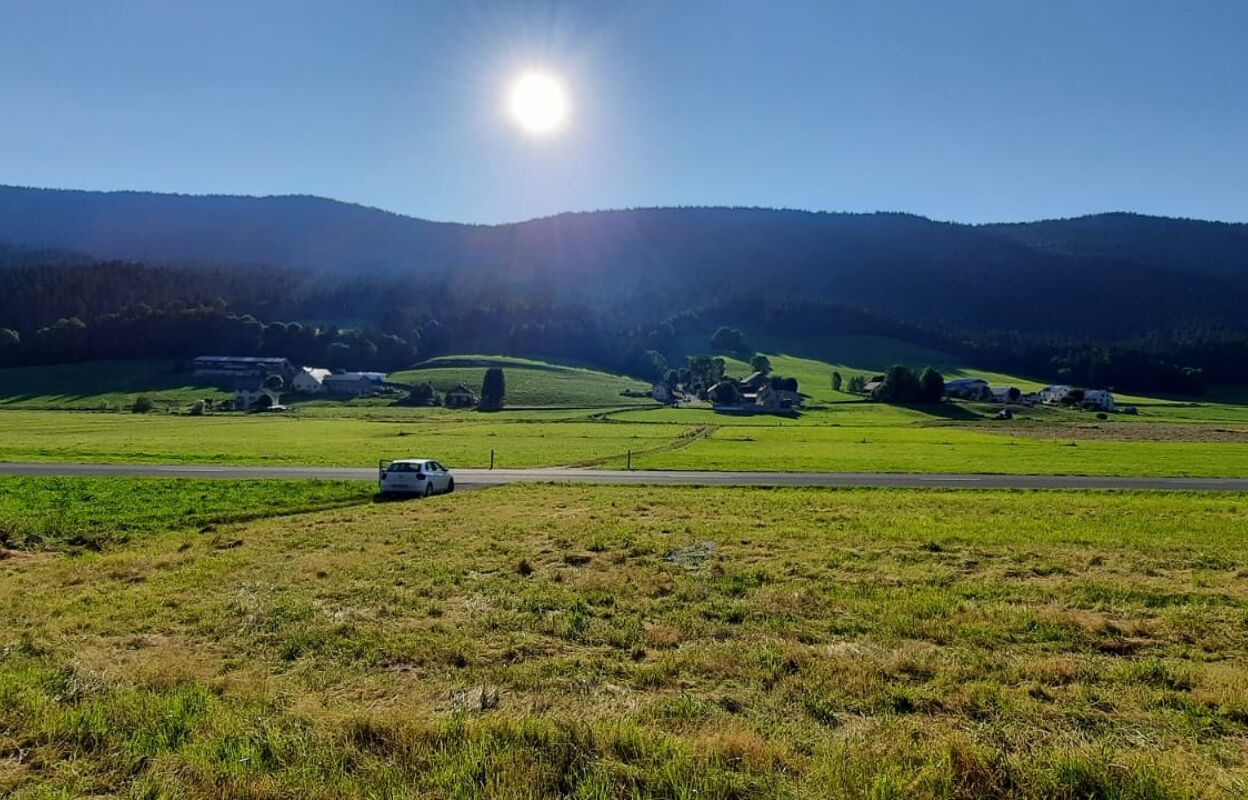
top-left (490, 449), bottom-right (495, 470)
top-left (627, 449), bottom-right (632, 470)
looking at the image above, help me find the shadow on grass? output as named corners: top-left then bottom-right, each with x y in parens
top-left (897, 402), bottom-right (985, 421)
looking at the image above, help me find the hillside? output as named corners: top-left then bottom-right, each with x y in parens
top-left (3, 186), bottom-right (1248, 339)
top-left (389, 355), bottom-right (653, 408)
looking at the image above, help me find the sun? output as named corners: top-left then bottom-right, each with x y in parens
top-left (508, 71), bottom-right (568, 135)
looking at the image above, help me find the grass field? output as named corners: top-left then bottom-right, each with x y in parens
top-left (389, 355), bottom-right (655, 408)
top-left (2, 404), bottom-right (1248, 475)
top-left (0, 410), bottom-right (695, 468)
top-left (0, 476), bottom-right (372, 551)
top-left (2, 348), bottom-right (1247, 476)
top-left (2, 481), bottom-right (1246, 798)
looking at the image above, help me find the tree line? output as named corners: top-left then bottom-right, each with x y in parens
top-left (4, 258), bottom-right (1248, 396)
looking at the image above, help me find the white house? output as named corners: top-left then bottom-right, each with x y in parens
top-left (323, 371), bottom-right (387, 396)
top-left (291, 367), bottom-right (331, 394)
top-left (1039, 385), bottom-right (1073, 405)
top-left (1083, 389), bottom-right (1116, 412)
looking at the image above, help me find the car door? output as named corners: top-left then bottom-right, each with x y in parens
top-left (430, 462), bottom-right (449, 492)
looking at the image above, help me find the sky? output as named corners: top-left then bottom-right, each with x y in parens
top-left (1, 0), bottom-right (1246, 224)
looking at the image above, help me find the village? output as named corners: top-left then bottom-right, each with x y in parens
top-left (194, 354), bottom-right (1129, 420)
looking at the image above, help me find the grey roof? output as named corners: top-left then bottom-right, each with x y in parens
top-left (196, 356), bottom-right (291, 364)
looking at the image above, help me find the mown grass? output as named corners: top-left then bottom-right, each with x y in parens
top-left (389, 355), bottom-right (655, 408)
top-left (0, 410), bottom-right (688, 468)
top-left (1, 484), bottom-right (1246, 798)
top-left (2, 405), bottom-right (1247, 476)
top-left (0, 476), bottom-right (372, 551)
top-left (631, 420), bottom-right (1248, 476)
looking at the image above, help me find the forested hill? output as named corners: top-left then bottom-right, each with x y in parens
top-left (2, 185), bottom-right (1247, 341)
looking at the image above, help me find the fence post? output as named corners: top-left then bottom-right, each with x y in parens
top-left (627, 450), bottom-right (632, 470)
top-left (490, 449), bottom-right (495, 470)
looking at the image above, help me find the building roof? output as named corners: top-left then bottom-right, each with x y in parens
top-left (325, 371), bottom-right (386, 382)
top-left (196, 356), bottom-right (291, 364)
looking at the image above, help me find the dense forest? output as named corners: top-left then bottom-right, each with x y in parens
top-left (1, 257), bottom-right (1242, 396)
top-left (2, 186), bottom-right (1247, 394)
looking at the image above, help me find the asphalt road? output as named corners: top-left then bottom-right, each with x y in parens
top-left (1, 462), bottom-right (1246, 491)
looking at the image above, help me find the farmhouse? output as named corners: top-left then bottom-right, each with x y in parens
top-left (709, 375), bottom-right (798, 414)
top-left (322, 371), bottom-right (386, 396)
top-left (233, 377), bottom-right (278, 411)
top-left (444, 384), bottom-right (478, 409)
top-left (194, 356), bottom-right (295, 380)
top-left (291, 367), bottom-right (331, 394)
top-left (944, 377), bottom-right (991, 400)
top-left (990, 386), bottom-right (1021, 403)
top-left (739, 371), bottom-right (770, 391)
top-left (1084, 389), bottom-right (1116, 411)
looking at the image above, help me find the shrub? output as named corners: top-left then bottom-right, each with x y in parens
top-left (132, 396), bottom-right (154, 414)
top-left (188, 400), bottom-right (206, 416)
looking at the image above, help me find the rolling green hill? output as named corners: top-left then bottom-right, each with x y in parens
top-left (388, 355), bottom-right (654, 408)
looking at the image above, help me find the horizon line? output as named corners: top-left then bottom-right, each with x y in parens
top-left (2, 182), bottom-right (1245, 229)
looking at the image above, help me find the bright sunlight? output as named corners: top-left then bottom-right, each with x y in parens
top-left (507, 71), bottom-right (568, 135)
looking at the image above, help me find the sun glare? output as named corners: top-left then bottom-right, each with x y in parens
top-left (508, 71), bottom-right (568, 135)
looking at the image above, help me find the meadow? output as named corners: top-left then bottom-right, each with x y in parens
top-left (2, 480), bottom-right (1246, 798)
top-left (2, 402), bottom-right (1248, 476)
top-left (388, 355), bottom-right (654, 408)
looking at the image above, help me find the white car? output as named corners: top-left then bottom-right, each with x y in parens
top-left (378, 458), bottom-right (455, 497)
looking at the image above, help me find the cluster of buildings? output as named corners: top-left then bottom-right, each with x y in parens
top-left (706, 371), bottom-right (803, 414)
top-left (192, 356), bottom-right (387, 411)
top-left (944, 376), bottom-right (1116, 411)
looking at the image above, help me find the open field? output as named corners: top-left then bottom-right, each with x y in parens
top-left (2, 405), bottom-right (1248, 476)
top-left (2, 481), bottom-right (1246, 798)
top-left (0, 410), bottom-right (696, 469)
top-left (389, 355), bottom-right (654, 408)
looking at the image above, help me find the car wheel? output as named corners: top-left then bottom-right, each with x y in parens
top-left (424, 484), bottom-right (434, 498)
top-left (446, 479), bottom-right (454, 494)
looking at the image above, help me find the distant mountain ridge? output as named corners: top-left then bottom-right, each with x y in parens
top-left (2, 185), bottom-right (1247, 338)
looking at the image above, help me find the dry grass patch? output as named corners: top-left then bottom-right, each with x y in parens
top-left (1, 484), bottom-right (1247, 798)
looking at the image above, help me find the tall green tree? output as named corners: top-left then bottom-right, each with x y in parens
top-left (749, 354), bottom-right (772, 374)
top-left (831, 371), bottom-right (843, 392)
top-left (919, 368), bottom-right (945, 403)
top-left (480, 367), bottom-right (506, 411)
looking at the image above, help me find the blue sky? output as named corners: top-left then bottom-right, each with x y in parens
top-left (1, 0), bottom-right (1245, 224)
